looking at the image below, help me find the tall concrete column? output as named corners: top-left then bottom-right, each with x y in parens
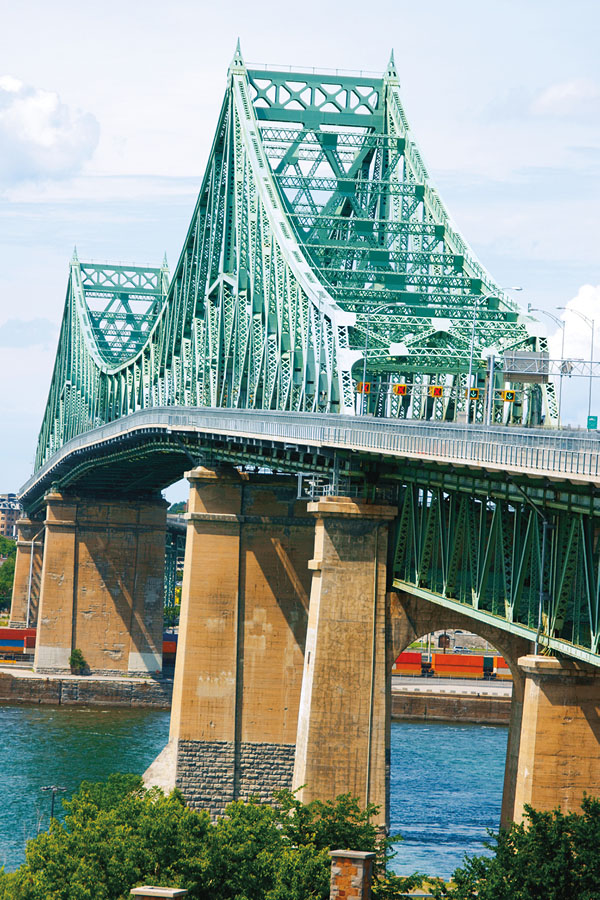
top-left (34, 491), bottom-right (166, 675)
top-left (153, 467), bottom-right (313, 816)
top-left (511, 654), bottom-right (600, 818)
top-left (293, 497), bottom-right (396, 829)
top-left (9, 517), bottom-right (45, 628)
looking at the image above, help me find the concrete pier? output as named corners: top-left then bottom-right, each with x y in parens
top-left (9, 517), bottom-right (44, 628)
top-left (512, 655), bottom-right (600, 817)
top-left (160, 467), bottom-right (313, 815)
top-left (34, 491), bottom-right (167, 675)
top-left (293, 496), bottom-right (396, 828)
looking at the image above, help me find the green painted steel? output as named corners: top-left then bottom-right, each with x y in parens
top-left (35, 46), bottom-right (554, 471)
top-left (391, 479), bottom-right (600, 665)
top-left (164, 523), bottom-right (186, 607)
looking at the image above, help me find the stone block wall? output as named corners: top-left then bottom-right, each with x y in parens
top-left (175, 739), bottom-right (295, 817)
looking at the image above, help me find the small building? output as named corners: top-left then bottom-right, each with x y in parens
top-left (0, 494), bottom-right (21, 539)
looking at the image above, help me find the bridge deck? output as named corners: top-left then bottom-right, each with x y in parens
top-left (20, 408), bottom-right (600, 504)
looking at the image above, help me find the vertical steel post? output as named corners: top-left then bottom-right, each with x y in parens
top-left (535, 519), bottom-right (554, 655)
top-left (589, 319), bottom-right (595, 422)
top-left (485, 355), bottom-right (495, 427)
top-left (362, 314), bottom-right (369, 416)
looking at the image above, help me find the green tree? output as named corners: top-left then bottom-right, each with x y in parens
top-left (0, 777), bottom-right (420, 900)
top-left (1, 774), bottom-right (211, 900)
top-left (434, 796), bottom-right (600, 900)
top-left (0, 535), bottom-right (16, 558)
top-left (164, 604), bottom-right (181, 628)
top-left (0, 554), bottom-right (15, 608)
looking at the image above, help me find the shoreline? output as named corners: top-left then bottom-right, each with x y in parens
top-left (391, 689), bottom-right (511, 725)
top-left (0, 666), bottom-right (510, 723)
top-left (0, 667), bottom-right (173, 708)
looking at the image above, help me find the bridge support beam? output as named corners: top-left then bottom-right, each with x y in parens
top-left (34, 491), bottom-right (166, 675)
top-left (152, 467), bottom-right (313, 816)
top-left (512, 655), bottom-right (600, 818)
top-left (292, 497), bottom-right (396, 829)
top-left (9, 517), bottom-right (44, 628)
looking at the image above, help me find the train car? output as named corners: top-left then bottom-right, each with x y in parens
top-left (432, 652), bottom-right (484, 678)
top-left (392, 651), bottom-right (423, 675)
top-left (0, 627), bottom-right (36, 658)
top-left (394, 648), bottom-right (514, 680)
top-left (494, 655), bottom-right (512, 680)
top-left (163, 631), bottom-right (178, 667)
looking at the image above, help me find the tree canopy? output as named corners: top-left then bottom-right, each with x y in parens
top-left (433, 796), bottom-right (600, 900)
top-left (0, 775), bottom-right (419, 900)
top-left (0, 535), bottom-right (16, 558)
top-left (0, 537), bottom-right (15, 607)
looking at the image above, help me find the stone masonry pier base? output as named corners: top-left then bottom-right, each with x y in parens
top-left (150, 467), bottom-right (313, 816)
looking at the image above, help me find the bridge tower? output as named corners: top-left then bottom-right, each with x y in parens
top-left (17, 45), bottom-right (600, 829)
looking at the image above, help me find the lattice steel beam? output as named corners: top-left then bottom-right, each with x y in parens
top-left (35, 44), bottom-right (554, 471)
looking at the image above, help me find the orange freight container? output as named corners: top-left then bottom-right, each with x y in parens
top-left (0, 627), bottom-right (37, 656)
top-left (494, 655), bottom-right (512, 680)
top-left (392, 651), bottom-right (422, 675)
top-left (432, 652), bottom-right (484, 678)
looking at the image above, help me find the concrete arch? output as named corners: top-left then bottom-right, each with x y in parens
top-left (388, 589), bottom-right (532, 826)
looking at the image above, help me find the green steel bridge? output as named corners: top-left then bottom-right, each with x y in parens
top-left (23, 47), bottom-right (600, 666)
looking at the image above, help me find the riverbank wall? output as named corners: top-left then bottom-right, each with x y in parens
top-left (0, 668), bottom-right (173, 708)
top-left (391, 690), bottom-right (511, 725)
top-left (0, 667), bottom-right (510, 722)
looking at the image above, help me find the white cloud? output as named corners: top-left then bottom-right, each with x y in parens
top-left (0, 76), bottom-right (99, 186)
top-left (545, 285), bottom-right (600, 425)
top-left (531, 78), bottom-right (600, 117)
top-left (547, 285), bottom-right (600, 360)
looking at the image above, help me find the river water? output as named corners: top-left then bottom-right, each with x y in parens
top-left (0, 706), bottom-right (507, 881)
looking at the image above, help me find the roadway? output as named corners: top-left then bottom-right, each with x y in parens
top-left (22, 405), bottom-right (600, 507)
top-left (392, 675), bottom-right (512, 697)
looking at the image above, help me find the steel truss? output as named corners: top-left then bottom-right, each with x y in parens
top-left (35, 45), bottom-right (554, 470)
top-left (392, 480), bottom-right (600, 662)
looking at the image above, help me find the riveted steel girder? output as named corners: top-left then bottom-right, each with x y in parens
top-left (35, 46), bottom-right (555, 471)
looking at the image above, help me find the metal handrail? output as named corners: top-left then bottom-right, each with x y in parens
top-left (21, 408), bottom-right (600, 500)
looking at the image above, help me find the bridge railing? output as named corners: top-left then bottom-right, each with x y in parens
top-left (22, 408), bottom-right (600, 499)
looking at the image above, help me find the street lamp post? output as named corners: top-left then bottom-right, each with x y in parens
top-left (559, 307), bottom-right (595, 423)
top-left (41, 785), bottom-right (67, 822)
top-left (528, 306), bottom-right (566, 426)
top-left (467, 287), bottom-right (522, 423)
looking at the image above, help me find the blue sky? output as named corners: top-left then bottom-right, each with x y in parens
top-left (1, 0), bottom-right (599, 493)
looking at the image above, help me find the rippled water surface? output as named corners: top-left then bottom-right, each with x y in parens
top-left (0, 705), bottom-right (507, 880)
top-left (0, 705), bottom-right (170, 872)
top-left (389, 720), bottom-right (508, 880)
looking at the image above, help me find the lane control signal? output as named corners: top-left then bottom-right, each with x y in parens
top-left (392, 384), bottom-right (407, 395)
top-left (466, 388), bottom-right (480, 400)
top-left (501, 390), bottom-right (516, 402)
top-left (429, 385), bottom-right (444, 398)
top-left (356, 382), bottom-right (371, 394)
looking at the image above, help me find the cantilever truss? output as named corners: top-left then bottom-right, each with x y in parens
top-left (392, 479), bottom-right (600, 658)
top-left (36, 46), bottom-right (554, 470)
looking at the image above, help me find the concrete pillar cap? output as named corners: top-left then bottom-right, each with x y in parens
top-left (185, 465), bottom-right (244, 483)
top-left (308, 497), bottom-right (396, 520)
top-left (130, 888), bottom-right (188, 898)
top-left (329, 849), bottom-right (376, 860)
top-left (518, 654), bottom-right (594, 676)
